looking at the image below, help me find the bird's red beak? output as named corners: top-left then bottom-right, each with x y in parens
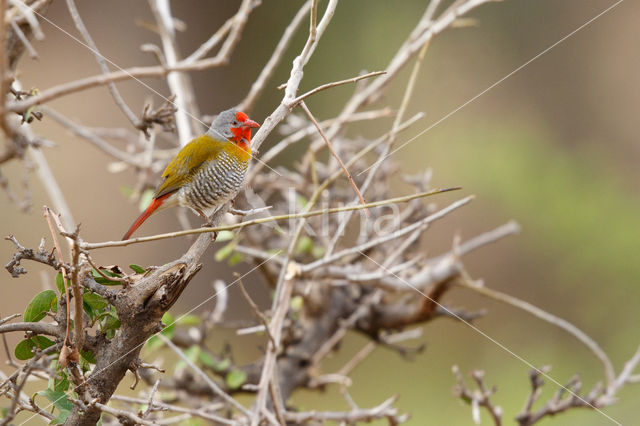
top-left (243, 119), bottom-right (260, 128)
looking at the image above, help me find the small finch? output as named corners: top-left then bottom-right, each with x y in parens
top-left (122, 108), bottom-right (259, 240)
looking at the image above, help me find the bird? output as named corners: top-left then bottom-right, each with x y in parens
top-left (122, 108), bottom-right (260, 240)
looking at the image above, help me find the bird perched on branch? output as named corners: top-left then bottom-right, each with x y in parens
top-left (122, 108), bottom-right (260, 240)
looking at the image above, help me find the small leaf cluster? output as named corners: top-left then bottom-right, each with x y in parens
top-left (143, 312), bottom-right (247, 390)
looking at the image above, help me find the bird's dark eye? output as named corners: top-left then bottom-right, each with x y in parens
top-left (232, 120), bottom-right (238, 126)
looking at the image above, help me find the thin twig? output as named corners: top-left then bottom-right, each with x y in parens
top-left (65, 0), bottom-right (140, 129)
top-left (301, 195), bottom-right (472, 274)
top-left (283, 396), bottom-right (402, 423)
top-left (141, 379), bottom-right (160, 420)
top-left (238, 279), bottom-right (276, 347)
top-left (0, 0), bottom-right (8, 137)
top-left (293, 71), bottom-right (386, 105)
top-left (111, 395), bottom-right (233, 425)
top-left (10, 20), bottom-right (38, 59)
top-left (71, 398), bottom-right (158, 426)
top-left (157, 334), bottom-right (251, 418)
top-left (47, 207), bottom-right (84, 361)
top-left (458, 275), bottom-right (616, 387)
top-left (249, 0), bottom-right (338, 154)
top-left (326, 38), bottom-right (430, 256)
top-left (82, 187), bottom-right (461, 249)
top-left (246, 108), bottom-right (395, 181)
top-left (300, 101), bottom-right (369, 214)
top-left (239, 0), bottom-right (312, 111)
top-left (149, 0), bottom-right (197, 143)
top-left (42, 207), bottom-right (72, 349)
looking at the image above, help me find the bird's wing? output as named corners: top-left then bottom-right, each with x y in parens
top-left (154, 135), bottom-right (226, 198)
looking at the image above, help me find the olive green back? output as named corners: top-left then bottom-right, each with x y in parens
top-left (154, 135), bottom-right (226, 198)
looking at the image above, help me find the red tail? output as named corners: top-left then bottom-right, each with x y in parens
top-left (122, 193), bottom-right (173, 240)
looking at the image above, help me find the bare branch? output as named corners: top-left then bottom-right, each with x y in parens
top-left (300, 100), bottom-right (368, 212)
top-left (453, 366), bottom-right (503, 426)
top-left (156, 334), bottom-right (251, 418)
top-left (457, 275), bottom-right (616, 386)
top-left (283, 396), bottom-right (405, 424)
top-left (82, 187), bottom-right (461, 249)
top-left (0, 321), bottom-right (60, 336)
top-left (293, 70), bottom-right (386, 105)
top-left (239, 0), bottom-right (312, 111)
top-left (65, 0), bottom-right (140, 129)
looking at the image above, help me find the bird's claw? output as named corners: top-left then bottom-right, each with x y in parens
top-left (200, 221), bottom-right (218, 240)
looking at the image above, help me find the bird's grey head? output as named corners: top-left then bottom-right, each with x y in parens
top-left (206, 108), bottom-right (260, 144)
top-left (207, 108), bottom-right (238, 141)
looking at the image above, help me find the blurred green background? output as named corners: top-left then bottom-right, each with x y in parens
top-left (1, 0), bottom-right (638, 424)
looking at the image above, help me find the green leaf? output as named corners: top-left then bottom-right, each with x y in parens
top-left (129, 264), bottom-right (146, 274)
top-left (120, 185), bottom-right (134, 198)
top-left (83, 293), bottom-right (108, 310)
top-left (81, 350), bottom-right (97, 364)
top-left (14, 339), bottom-right (35, 360)
top-left (198, 351), bottom-right (216, 368)
top-left (177, 315), bottom-right (201, 326)
top-left (296, 194), bottom-right (308, 207)
top-left (55, 273), bottom-right (66, 294)
top-left (87, 293), bottom-right (108, 309)
top-left (37, 389), bottom-right (72, 424)
top-left (311, 245), bottom-right (325, 259)
top-left (101, 312), bottom-right (121, 333)
top-left (51, 408), bottom-right (71, 425)
top-left (32, 336), bottom-right (55, 350)
top-left (79, 354), bottom-right (91, 373)
top-left (216, 230), bottom-right (234, 242)
top-left (91, 268), bottom-right (121, 285)
top-left (53, 373), bottom-right (69, 393)
top-left (214, 241), bottom-right (237, 262)
top-left (139, 189), bottom-right (154, 212)
top-left (161, 312), bottom-right (175, 338)
top-left (93, 267), bottom-right (120, 278)
top-left (93, 277), bottom-right (120, 286)
top-left (174, 346), bottom-right (201, 371)
top-left (82, 300), bottom-right (95, 320)
top-left (295, 235), bottom-right (314, 255)
top-left (144, 312), bottom-right (175, 352)
top-left (225, 369), bottom-right (247, 389)
top-left (145, 335), bottom-right (163, 352)
top-left (37, 389), bottom-right (73, 411)
top-left (214, 358), bottom-right (231, 372)
top-left (184, 345), bottom-right (201, 363)
top-left (48, 366), bottom-right (69, 392)
top-left (290, 295), bottom-right (304, 312)
top-left (24, 290), bottom-right (57, 322)
top-left (228, 252), bottom-right (244, 266)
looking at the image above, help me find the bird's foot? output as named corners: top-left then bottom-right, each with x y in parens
top-left (200, 220), bottom-right (218, 240)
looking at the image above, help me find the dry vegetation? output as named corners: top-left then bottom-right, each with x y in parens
top-left (0, 1), bottom-right (638, 425)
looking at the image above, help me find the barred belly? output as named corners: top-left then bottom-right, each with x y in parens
top-left (177, 151), bottom-right (247, 217)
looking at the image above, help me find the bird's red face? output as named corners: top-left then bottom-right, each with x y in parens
top-left (230, 111), bottom-right (260, 149)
